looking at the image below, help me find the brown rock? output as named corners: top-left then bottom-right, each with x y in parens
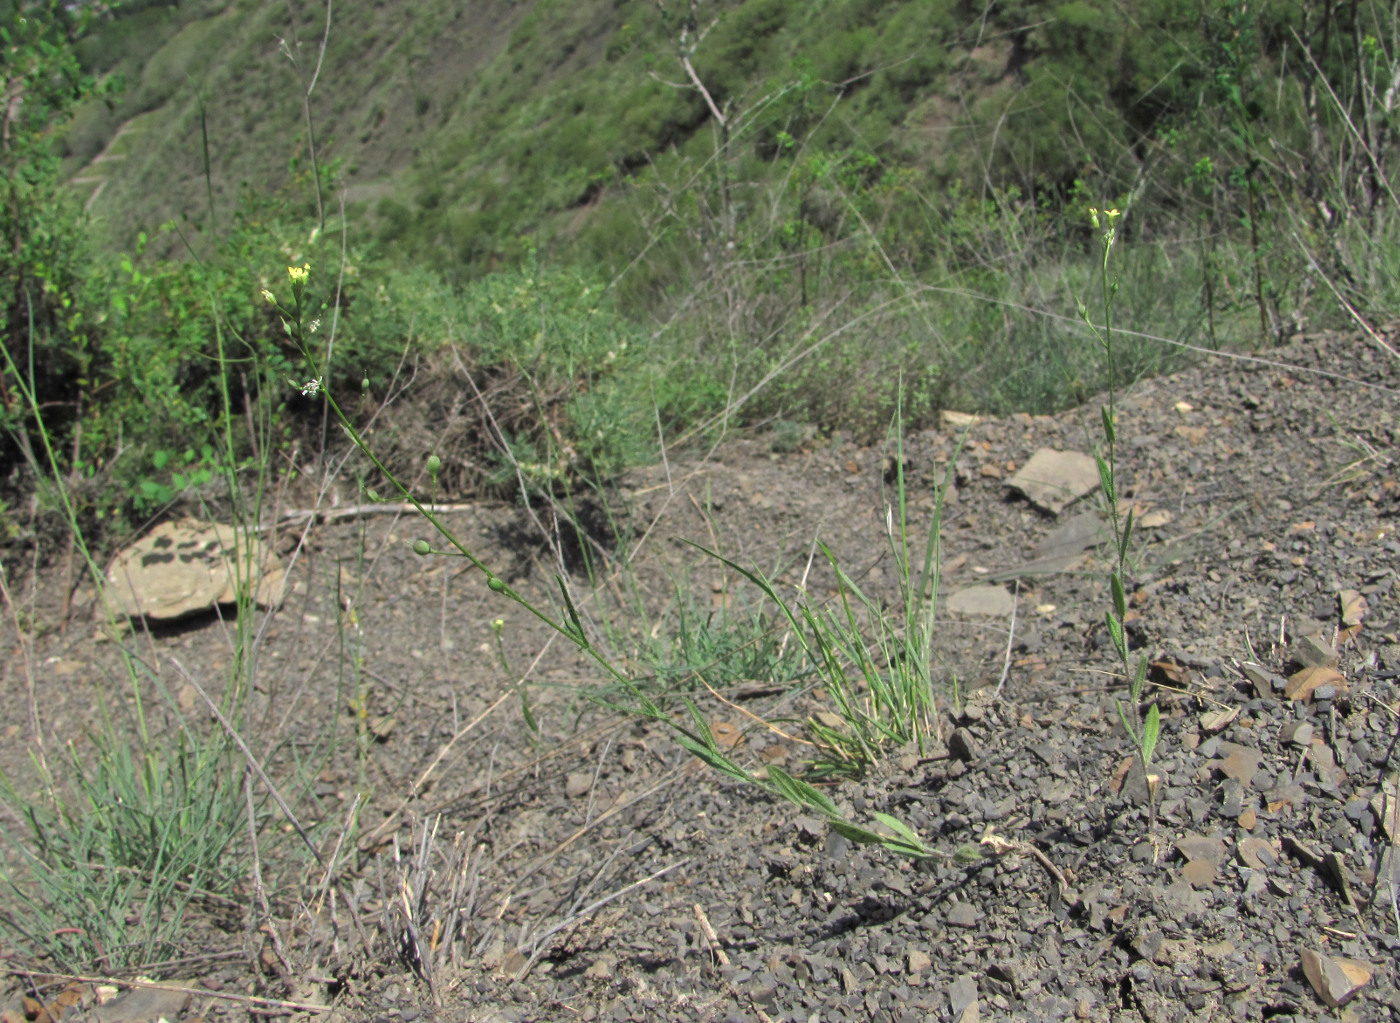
top-left (1180, 858), bottom-right (1217, 888)
top-left (1300, 948), bottom-right (1371, 1008)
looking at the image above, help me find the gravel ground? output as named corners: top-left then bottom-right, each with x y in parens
top-left (2, 328), bottom-right (1399, 1022)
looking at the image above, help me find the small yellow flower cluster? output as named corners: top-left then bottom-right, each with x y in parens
top-left (1087, 207), bottom-right (1120, 230)
top-left (288, 264), bottom-right (310, 286)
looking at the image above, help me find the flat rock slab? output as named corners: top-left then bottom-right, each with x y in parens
top-left (102, 517), bottom-right (286, 621)
top-left (946, 585), bottom-right (1014, 617)
top-left (1006, 448), bottom-right (1099, 515)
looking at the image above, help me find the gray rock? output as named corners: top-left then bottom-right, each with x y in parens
top-left (946, 585), bottom-right (1014, 617)
top-left (1005, 449), bottom-right (1100, 515)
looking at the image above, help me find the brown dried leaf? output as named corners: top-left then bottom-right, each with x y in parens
top-left (1284, 666), bottom-right (1345, 701)
top-left (1338, 589), bottom-right (1368, 627)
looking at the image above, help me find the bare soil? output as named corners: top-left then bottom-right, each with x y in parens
top-left (3, 328), bottom-right (1399, 1022)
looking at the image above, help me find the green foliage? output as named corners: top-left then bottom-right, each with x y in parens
top-left (0, 722), bottom-right (248, 971)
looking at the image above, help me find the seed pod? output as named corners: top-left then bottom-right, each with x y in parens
top-left (412, 539), bottom-right (431, 556)
top-left (426, 454), bottom-right (442, 476)
top-left (488, 576), bottom-right (506, 592)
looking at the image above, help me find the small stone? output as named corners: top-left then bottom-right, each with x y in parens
top-left (1215, 747), bottom-right (1261, 786)
top-left (1237, 836), bottom-right (1277, 870)
top-left (1174, 832), bottom-right (1227, 866)
top-left (1300, 948), bottom-right (1371, 1008)
top-left (949, 973), bottom-right (979, 1015)
top-left (946, 585), bottom-right (1014, 617)
top-left (946, 902), bottom-right (981, 928)
top-left (1180, 858), bottom-right (1217, 888)
top-left (1279, 720), bottom-right (1314, 747)
top-left (1292, 633), bottom-right (1339, 669)
top-left (907, 949), bottom-right (932, 975)
top-left (948, 728), bottom-right (980, 763)
top-left (566, 772), bottom-right (594, 798)
top-left (1005, 448), bottom-right (1100, 515)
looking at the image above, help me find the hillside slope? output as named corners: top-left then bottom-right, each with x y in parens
top-left (64, 0), bottom-right (1219, 273)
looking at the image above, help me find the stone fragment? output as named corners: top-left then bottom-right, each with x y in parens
top-left (1237, 836), bottom-right (1276, 870)
top-left (92, 984), bottom-right (191, 1023)
top-left (1292, 633), bottom-right (1339, 669)
top-left (945, 901), bottom-right (981, 928)
top-left (1026, 511), bottom-right (1107, 573)
top-left (1240, 663), bottom-right (1273, 699)
top-left (1370, 776), bottom-right (1400, 843)
top-left (102, 517), bottom-right (286, 621)
top-left (947, 727), bottom-right (980, 763)
top-left (1214, 746), bottom-right (1262, 786)
top-left (1174, 832), bottom-right (1227, 866)
top-left (1279, 720), bottom-right (1314, 747)
top-left (1180, 858), bottom-right (1217, 888)
top-left (1300, 948), bottom-right (1371, 1008)
top-left (946, 585), bottom-right (1014, 617)
top-left (907, 949), bottom-right (932, 975)
top-left (949, 973), bottom-right (979, 1017)
top-left (940, 410), bottom-right (980, 432)
top-left (1005, 449), bottom-right (1100, 515)
top-left (565, 772), bottom-right (594, 798)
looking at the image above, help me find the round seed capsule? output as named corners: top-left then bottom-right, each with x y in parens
top-left (412, 539), bottom-right (431, 556)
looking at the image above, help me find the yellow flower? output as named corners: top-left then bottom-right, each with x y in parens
top-left (288, 264), bottom-right (310, 285)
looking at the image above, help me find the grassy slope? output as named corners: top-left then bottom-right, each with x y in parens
top-left (66, 0), bottom-right (1115, 268)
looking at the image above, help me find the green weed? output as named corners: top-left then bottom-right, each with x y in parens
top-left (1079, 207), bottom-right (1159, 771)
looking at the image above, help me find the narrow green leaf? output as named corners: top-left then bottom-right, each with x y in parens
top-left (556, 576), bottom-right (589, 649)
top-left (1094, 452), bottom-right (1116, 506)
top-left (1121, 506), bottom-right (1135, 555)
top-left (1132, 654), bottom-right (1150, 702)
top-left (1101, 404), bottom-right (1116, 445)
top-left (519, 690), bottom-right (539, 737)
top-left (766, 765), bottom-right (841, 817)
top-left (1110, 572), bottom-right (1127, 621)
top-left (1106, 611), bottom-right (1126, 660)
top-left (1141, 703), bottom-right (1161, 766)
top-left (828, 818), bottom-right (888, 847)
top-left (1115, 698), bottom-right (1140, 745)
top-left (871, 812), bottom-right (927, 853)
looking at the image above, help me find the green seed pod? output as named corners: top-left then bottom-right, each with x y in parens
top-left (488, 576), bottom-right (506, 592)
top-left (361, 377), bottom-right (370, 391)
top-left (366, 488), bottom-right (381, 502)
top-left (426, 454), bottom-right (442, 477)
top-left (412, 539), bottom-right (431, 556)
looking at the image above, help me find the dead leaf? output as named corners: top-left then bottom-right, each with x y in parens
top-left (1200, 706), bottom-right (1239, 733)
top-left (1338, 589), bottom-right (1368, 627)
top-left (1284, 666), bottom-right (1346, 701)
top-left (1150, 660), bottom-right (1190, 687)
top-left (710, 720), bottom-right (743, 750)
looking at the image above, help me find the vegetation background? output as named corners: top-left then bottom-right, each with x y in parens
top-left (1, 0), bottom-right (1397, 985)
top-left (1, 0), bottom-right (1393, 541)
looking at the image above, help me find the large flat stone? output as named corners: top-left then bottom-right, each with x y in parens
top-left (102, 517), bottom-right (286, 621)
top-left (1006, 448), bottom-right (1100, 515)
top-left (946, 585), bottom-right (1014, 617)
